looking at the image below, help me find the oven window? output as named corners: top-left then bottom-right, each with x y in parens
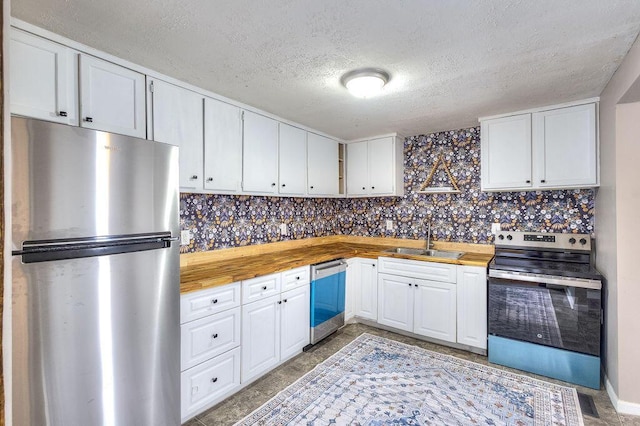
top-left (488, 277), bottom-right (601, 356)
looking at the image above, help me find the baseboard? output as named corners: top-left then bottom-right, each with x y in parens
top-left (605, 374), bottom-right (640, 416)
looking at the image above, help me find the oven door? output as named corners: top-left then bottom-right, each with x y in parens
top-left (488, 271), bottom-right (601, 356)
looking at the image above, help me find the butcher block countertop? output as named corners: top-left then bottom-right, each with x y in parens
top-left (180, 236), bottom-right (494, 294)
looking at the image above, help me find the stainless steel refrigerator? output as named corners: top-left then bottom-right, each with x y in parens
top-left (11, 117), bottom-right (181, 425)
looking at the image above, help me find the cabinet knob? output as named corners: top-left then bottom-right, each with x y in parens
top-left (296, 276), bottom-right (300, 280)
top-left (83, 117), bottom-right (93, 123)
top-left (271, 183), bottom-right (276, 187)
top-left (283, 299), bottom-right (288, 303)
top-left (282, 184), bottom-right (286, 187)
top-left (372, 264), bottom-right (376, 267)
top-left (262, 286), bottom-right (267, 290)
top-left (190, 175), bottom-right (198, 180)
top-left (211, 333), bottom-right (218, 339)
top-left (408, 283), bottom-right (412, 287)
top-left (211, 299), bottom-right (218, 304)
top-left (211, 377), bottom-right (218, 383)
top-left (206, 177), bottom-right (213, 182)
top-left (58, 111), bottom-right (68, 117)
top-left (310, 186), bottom-right (314, 189)
top-left (278, 301), bottom-right (282, 304)
top-left (526, 180), bottom-right (531, 184)
top-left (541, 179), bottom-right (546, 183)
top-left (371, 186), bottom-right (375, 189)
top-left (362, 187), bottom-right (366, 190)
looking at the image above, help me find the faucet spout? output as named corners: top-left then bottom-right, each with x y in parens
top-left (425, 219), bottom-right (432, 250)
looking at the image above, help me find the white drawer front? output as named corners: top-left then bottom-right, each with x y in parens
top-left (377, 257), bottom-right (457, 283)
top-left (242, 273), bottom-right (281, 304)
top-left (181, 307), bottom-right (240, 371)
top-left (282, 265), bottom-right (310, 291)
top-left (180, 282), bottom-right (241, 324)
top-left (181, 347), bottom-right (241, 421)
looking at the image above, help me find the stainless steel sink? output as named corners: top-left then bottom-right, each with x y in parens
top-left (384, 247), bottom-right (464, 259)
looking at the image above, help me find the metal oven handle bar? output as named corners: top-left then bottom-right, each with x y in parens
top-left (312, 259), bottom-right (347, 280)
top-left (489, 269), bottom-right (602, 290)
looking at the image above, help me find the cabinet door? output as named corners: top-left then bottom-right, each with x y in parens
top-left (481, 114), bottom-right (532, 190)
top-left (344, 259), bottom-right (359, 321)
top-left (355, 259), bottom-right (378, 320)
top-left (413, 279), bottom-right (457, 343)
top-left (242, 111), bottom-right (278, 193)
top-left (150, 79), bottom-right (204, 189)
top-left (533, 103), bottom-right (597, 188)
top-left (79, 55), bottom-right (146, 138)
top-left (204, 98), bottom-right (243, 192)
top-left (456, 266), bottom-right (487, 349)
top-left (241, 295), bottom-right (280, 383)
top-left (279, 124), bottom-right (307, 195)
top-left (10, 29), bottom-right (78, 125)
top-left (377, 273), bottom-right (413, 332)
top-left (280, 285), bottom-right (310, 360)
top-left (307, 133), bottom-right (339, 196)
top-left (368, 137), bottom-right (396, 194)
top-left (346, 141), bottom-right (369, 195)
top-left (181, 347), bottom-right (240, 421)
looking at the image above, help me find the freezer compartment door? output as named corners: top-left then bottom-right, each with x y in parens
top-left (11, 116), bottom-right (179, 246)
top-left (12, 245), bottom-right (180, 426)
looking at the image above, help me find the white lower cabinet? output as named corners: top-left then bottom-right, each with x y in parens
top-left (241, 294), bottom-right (281, 383)
top-left (354, 258), bottom-right (378, 320)
top-left (456, 266), bottom-right (488, 349)
top-left (344, 258), bottom-right (358, 321)
top-left (378, 273), bottom-right (457, 343)
top-left (181, 347), bottom-right (241, 421)
top-left (280, 285), bottom-right (311, 360)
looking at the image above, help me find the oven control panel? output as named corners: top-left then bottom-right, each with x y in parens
top-left (495, 231), bottom-right (591, 251)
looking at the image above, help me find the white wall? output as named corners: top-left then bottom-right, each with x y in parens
top-left (597, 32), bottom-right (640, 413)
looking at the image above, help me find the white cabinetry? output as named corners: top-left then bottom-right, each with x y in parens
top-left (204, 98), bottom-right (243, 192)
top-left (344, 258), bottom-right (358, 321)
top-left (279, 124), bottom-right (307, 195)
top-left (240, 268), bottom-right (310, 383)
top-left (307, 133), bottom-right (339, 196)
top-left (149, 79), bottom-right (204, 189)
top-left (79, 54), bottom-right (146, 138)
top-left (180, 283), bottom-right (241, 422)
top-left (378, 265), bottom-right (457, 343)
top-left (354, 258), bottom-right (378, 320)
top-left (456, 266), bottom-right (487, 349)
top-left (10, 28), bottom-right (78, 125)
top-left (242, 111), bottom-right (279, 193)
top-left (480, 101), bottom-right (598, 191)
top-left (346, 136), bottom-right (404, 197)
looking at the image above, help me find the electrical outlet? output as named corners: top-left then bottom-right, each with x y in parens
top-left (279, 223), bottom-right (288, 235)
top-left (385, 220), bottom-right (394, 231)
top-left (491, 223), bottom-right (501, 234)
top-left (181, 230), bottom-right (191, 246)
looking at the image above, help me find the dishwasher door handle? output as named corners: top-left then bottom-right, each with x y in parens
top-left (312, 260), bottom-right (347, 280)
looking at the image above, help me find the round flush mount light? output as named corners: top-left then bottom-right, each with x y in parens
top-left (340, 68), bottom-right (390, 98)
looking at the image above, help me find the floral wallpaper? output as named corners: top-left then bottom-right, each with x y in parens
top-left (180, 126), bottom-right (595, 253)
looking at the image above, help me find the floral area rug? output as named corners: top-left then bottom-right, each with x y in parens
top-left (235, 333), bottom-right (583, 426)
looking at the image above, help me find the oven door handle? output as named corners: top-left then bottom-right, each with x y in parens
top-left (489, 269), bottom-right (602, 290)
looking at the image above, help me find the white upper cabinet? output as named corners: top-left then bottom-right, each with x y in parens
top-left (278, 124), bottom-right (307, 195)
top-left (346, 141), bottom-right (369, 195)
top-left (10, 29), bottom-right (78, 125)
top-left (533, 103), bottom-right (597, 188)
top-left (204, 98), bottom-right (243, 192)
top-left (480, 100), bottom-right (598, 192)
top-left (149, 78), bottom-right (204, 189)
top-left (242, 111), bottom-right (279, 194)
top-left (79, 55), bottom-right (146, 138)
top-left (346, 136), bottom-right (403, 197)
top-left (307, 133), bottom-right (339, 196)
top-left (480, 114), bottom-right (532, 191)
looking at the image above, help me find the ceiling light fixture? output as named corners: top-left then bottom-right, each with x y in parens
top-left (341, 68), bottom-right (390, 98)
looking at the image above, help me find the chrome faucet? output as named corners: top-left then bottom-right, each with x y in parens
top-left (425, 219), bottom-right (432, 250)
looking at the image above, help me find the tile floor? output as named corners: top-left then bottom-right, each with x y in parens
top-left (184, 323), bottom-right (640, 426)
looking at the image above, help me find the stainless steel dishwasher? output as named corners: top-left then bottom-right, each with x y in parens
top-left (309, 259), bottom-right (348, 345)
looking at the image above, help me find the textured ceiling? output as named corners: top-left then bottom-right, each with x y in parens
top-left (11, 0), bottom-right (640, 140)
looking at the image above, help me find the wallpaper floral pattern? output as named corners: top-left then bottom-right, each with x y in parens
top-left (180, 126), bottom-right (595, 253)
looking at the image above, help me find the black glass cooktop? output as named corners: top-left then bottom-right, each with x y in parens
top-left (490, 251), bottom-right (603, 281)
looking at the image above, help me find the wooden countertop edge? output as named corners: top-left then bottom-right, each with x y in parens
top-left (180, 237), bottom-right (494, 294)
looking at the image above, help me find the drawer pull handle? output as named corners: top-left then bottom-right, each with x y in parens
top-left (84, 116), bottom-right (93, 122)
top-left (262, 286), bottom-right (267, 290)
top-left (211, 299), bottom-right (218, 304)
top-left (212, 333), bottom-right (218, 339)
top-left (58, 111), bottom-right (68, 117)
top-left (211, 377), bottom-right (218, 383)
top-left (206, 177), bottom-right (213, 182)
top-left (296, 276), bottom-right (300, 280)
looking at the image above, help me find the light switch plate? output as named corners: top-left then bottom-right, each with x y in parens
top-left (491, 223), bottom-right (501, 234)
top-left (181, 230), bottom-right (191, 245)
top-left (279, 223), bottom-right (288, 235)
top-left (385, 220), bottom-right (394, 230)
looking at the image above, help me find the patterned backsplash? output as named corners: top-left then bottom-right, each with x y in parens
top-left (180, 126), bottom-right (594, 253)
